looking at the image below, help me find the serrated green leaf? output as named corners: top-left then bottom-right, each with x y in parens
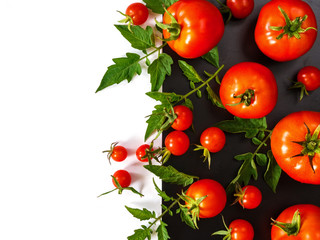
top-left (201, 46), bottom-right (220, 68)
top-left (256, 153), bottom-right (267, 166)
top-left (96, 53), bottom-right (141, 93)
top-left (146, 91), bottom-right (181, 104)
top-left (143, 0), bottom-right (178, 14)
top-left (178, 60), bottom-right (203, 83)
top-left (157, 221), bottom-right (170, 240)
top-left (125, 206), bottom-right (156, 221)
top-left (148, 53), bottom-right (173, 91)
top-left (206, 85), bottom-right (225, 109)
top-left (264, 151), bottom-right (282, 193)
top-left (179, 206), bottom-right (196, 229)
top-left (144, 165), bottom-right (198, 187)
top-left (115, 25), bottom-right (155, 50)
top-left (153, 178), bottom-right (174, 202)
top-left (144, 104), bottom-right (168, 141)
top-left (128, 227), bottom-right (152, 240)
top-left (214, 117), bottom-right (267, 138)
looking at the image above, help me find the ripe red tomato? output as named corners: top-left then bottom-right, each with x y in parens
top-left (212, 218), bottom-right (254, 240)
top-left (219, 62), bottom-right (278, 119)
top-left (271, 111), bottom-right (320, 184)
top-left (226, 0), bottom-right (254, 19)
top-left (171, 105), bottom-right (193, 131)
top-left (162, 0), bottom-right (224, 58)
top-left (165, 130), bottom-right (190, 156)
top-left (136, 144), bottom-right (152, 162)
top-left (125, 3), bottom-right (149, 25)
top-left (271, 204), bottom-right (320, 239)
top-left (235, 185), bottom-right (262, 209)
top-left (185, 179), bottom-right (226, 218)
top-left (200, 127), bottom-right (226, 153)
top-left (103, 142), bottom-right (128, 162)
top-left (297, 66), bottom-right (320, 91)
top-left (255, 0), bottom-right (317, 62)
top-left (112, 170), bottom-right (131, 188)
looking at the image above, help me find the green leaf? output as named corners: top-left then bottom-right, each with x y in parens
top-left (256, 153), bottom-right (268, 166)
top-left (156, 221), bottom-right (170, 240)
top-left (178, 60), bottom-right (203, 83)
top-left (115, 25), bottom-right (155, 50)
top-left (206, 85), bottom-right (225, 109)
top-left (201, 46), bottom-right (220, 68)
top-left (264, 151), bottom-right (282, 193)
top-left (146, 91), bottom-right (181, 104)
top-left (144, 165), bottom-right (198, 187)
top-left (96, 53), bottom-right (141, 93)
top-left (148, 53), bottom-right (173, 91)
top-left (184, 98), bottom-right (194, 111)
top-left (125, 206), bottom-right (156, 221)
top-left (143, 0), bottom-right (178, 14)
top-left (128, 226), bottom-right (152, 240)
top-left (179, 206), bottom-right (196, 229)
top-left (214, 117), bottom-right (267, 138)
top-left (153, 178), bottom-right (174, 202)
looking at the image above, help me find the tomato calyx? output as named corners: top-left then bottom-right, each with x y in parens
top-left (269, 6), bottom-right (317, 40)
top-left (194, 145), bottom-right (212, 169)
top-left (291, 123), bottom-right (320, 173)
top-left (211, 216), bottom-right (232, 240)
top-left (290, 81), bottom-right (309, 101)
top-left (156, 8), bottom-right (181, 42)
top-left (231, 89), bottom-right (255, 107)
top-left (271, 209), bottom-right (301, 236)
top-left (118, 11), bottom-right (135, 32)
top-left (232, 182), bottom-right (246, 207)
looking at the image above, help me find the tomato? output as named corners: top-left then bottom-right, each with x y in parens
top-left (271, 111), bottom-right (320, 184)
top-left (212, 218), bottom-right (254, 239)
top-left (254, 0), bottom-right (317, 62)
top-left (226, 0), bottom-right (254, 19)
top-left (112, 170), bottom-right (131, 188)
top-left (171, 105), bottom-right (193, 131)
top-left (125, 3), bottom-right (149, 25)
top-left (136, 144), bottom-right (153, 162)
top-left (103, 142), bottom-right (127, 163)
top-left (200, 127), bottom-right (226, 153)
top-left (235, 185), bottom-right (262, 209)
top-left (298, 66), bottom-right (320, 91)
top-left (165, 130), bottom-right (190, 156)
top-left (161, 0), bottom-right (224, 58)
top-left (219, 62), bottom-right (278, 119)
top-left (271, 204), bottom-right (320, 239)
top-left (185, 179), bottom-right (226, 218)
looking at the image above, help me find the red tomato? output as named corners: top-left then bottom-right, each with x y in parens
top-left (103, 142), bottom-right (128, 162)
top-left (185, 179), bottom-right (226, 218)
top-left (112, 170), bottom-right (131, 188)
top-left (165, 130), bottom-right (190, 156)
top-left (226, 0), bottom-right (254, 19)
top-left (125, 3), bottom-right (149, 25)
top-left (297, 66), bottom-right (320, 91)
top-left (136, 144), bottom-right (152, 162)
top-left (229, 219), bottom-right (254, 240)
top-left (171, 105), bottom-right (193, 131)
top-left (271, 111), bottom-right (320, 184)
top-left (255, 0), bottom-right (317, 62)
top-left (219, 62), bottom-right (278, 119)
top-left (200, 127), bottom-right (226, 153)
top-left (162, 0), bottom-right (224, 58)
top-left (236, 185), bottom-right (262, 209)
top-left (271, 204), bottom-right (320, 239)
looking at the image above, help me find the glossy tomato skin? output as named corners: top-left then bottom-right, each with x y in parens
top-left (165, 130), bottom-right (190, 156)
top-left (255, 0), bottom-right (317, 62)
top-left (125, 3), bottom-right (149, 25)
top-left (163, 0), bottom-right (224, 58)
top-left (230, 219), bottom-right (254, 240)
top-left (219, 62), bottom-right (278, 119)
top-left (171, 105), bottom-right (193, 131)
top-left (136, 144), bottom-right (152, 162)
top-left (226, 0), bottom-right (254, 19)
top-left (297, 66), bottom-right (320, 91)
top-left (186, 179), bottom-right (226, 218)
top-left (271, 204), bottom-right (320, 240)
top-left (239, 185), bottom-right (262, 209)
top-left (200, 127), bottom-right (226, 153)
top-left (271, 111), bottom-right (320, 184)
top-left (112, 170), bottom-right (131, 188)
top-left (111, 145), bottom-right (128, 162)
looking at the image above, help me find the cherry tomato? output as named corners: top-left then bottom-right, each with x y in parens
top-left (171, 105), bottom-right (193, 131)
top-left (186, 179), bottom-right (226, 218)
top-left (200, 127), bottom-right (226, 153)
top-left (165, 130), bottom-right (190, 156)
top-left (103, 142), bottom-right (127, 162)
top-left (297, 66), bottom-right (320, 91)
top-left (227, 0), bottom-right (254, 19)
top-left (112, 170), bottom-right (131, 188)
top-left (125, 3), bottom-right (149, 25)
top-left (235, 185), bottom-right (262, 209)
top-left (271, 204), bottom-right (320, 239)
top-left (219, 62), bottom-right (278, 119)
top-left (255, 0), bottom-right (317, 62)
top-left (162, 0), bottom-right (224, 58)
top-left (212, 218), bottom-right (254, 240)
top-left (271, 111), bottom-right (320, 184)
top-left (136, 144), bottom-right (153, 162)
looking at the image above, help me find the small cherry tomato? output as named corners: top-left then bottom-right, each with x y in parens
top-left (125, 3), bottom-right (149, 25)
top-left (103, 142), bottom-right (128, 163)
top-left (136, 144), bottom-right (153, 162)
top-left (212, 218), bottom-right (254, 240)
top-left (112, 170), bottom-right (131, 188)
top-left (171, 105), bottom-right (193, 131)
top-left (165, 130), bottom-right (190, 156)
top-left (200, 127), bottom-right (226, 153)
top-left (227, 0), bottom-right (254, 19)
top-left (235, 185), bottom-right (262, 209)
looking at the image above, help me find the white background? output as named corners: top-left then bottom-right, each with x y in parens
top-left (0, 0), bottom-right (161, 239)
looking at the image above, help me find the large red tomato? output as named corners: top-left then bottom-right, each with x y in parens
top-left (219, 62), bottom-right (278, 119)
top-left (162, 0), bottom-right (224, 58)
top-left (271, 111), bottom-right (320, 184)
top-left (255, 0), bottom-right (317, 62)
top-left (271, 204), bottom-right (320, 239)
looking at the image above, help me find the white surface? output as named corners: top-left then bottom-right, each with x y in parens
top-left (0, 0), bottom-right (162, 239)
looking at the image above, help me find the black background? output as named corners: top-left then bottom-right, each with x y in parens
top-left (162, 0), bottom-right (320, 239)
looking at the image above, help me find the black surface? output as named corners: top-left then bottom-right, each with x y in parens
top-left (162, 1), bottom-right (320, 239)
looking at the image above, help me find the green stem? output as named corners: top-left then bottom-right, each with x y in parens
top-left (253, 130), bottom-right (273, 157)
top-left (140, 43), bottom-right (168, 62)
